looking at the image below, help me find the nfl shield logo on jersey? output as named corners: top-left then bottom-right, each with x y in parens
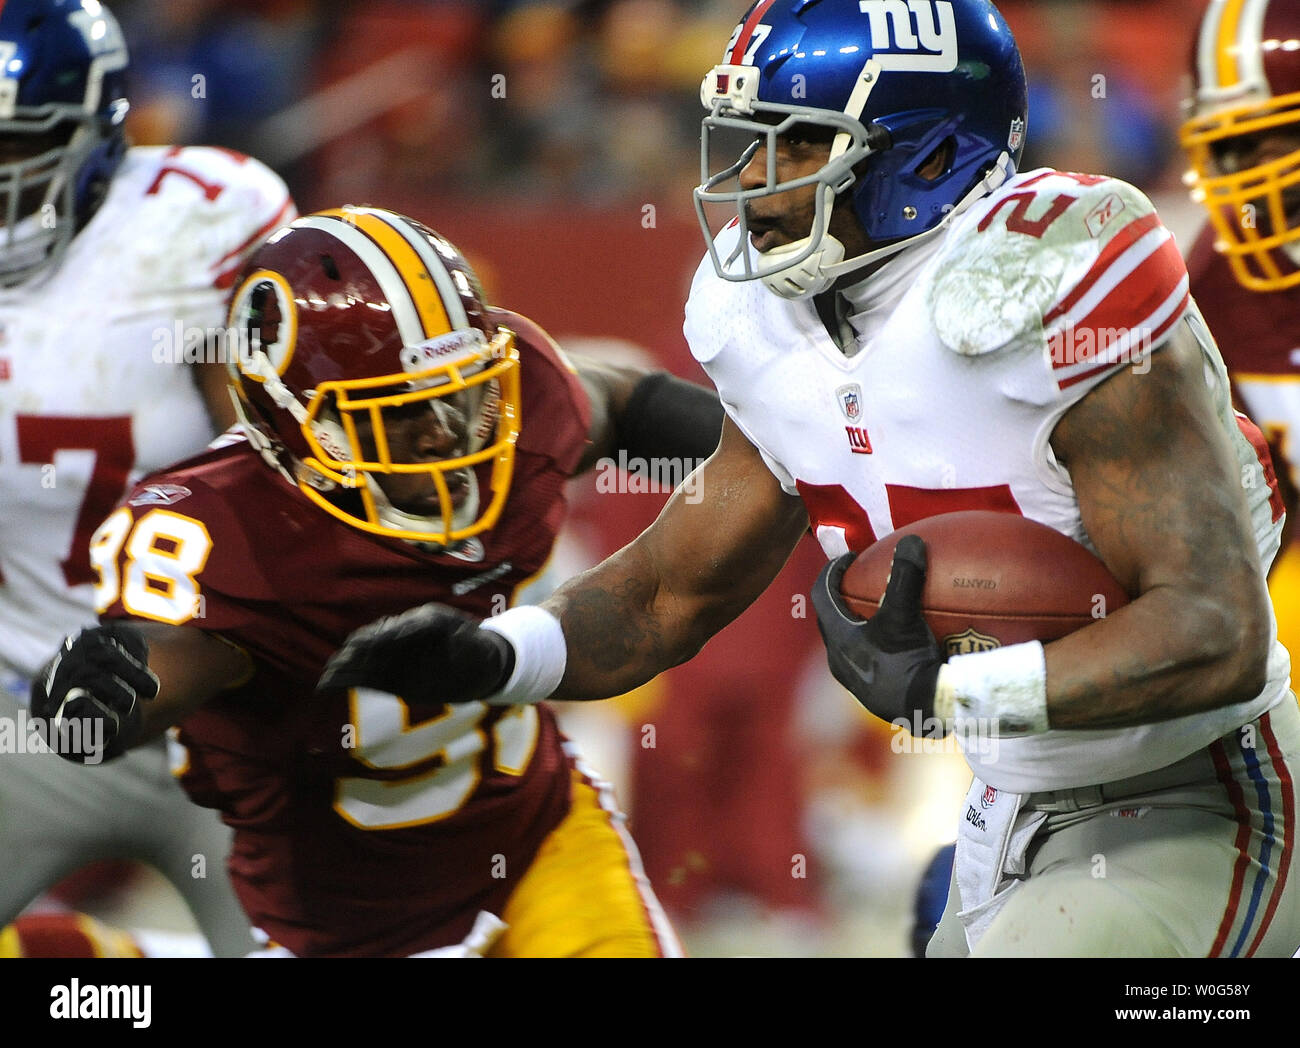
top-left (836, 384), bottom-right (862, 421)
top-left (981, 785), bottom-right (997, 809)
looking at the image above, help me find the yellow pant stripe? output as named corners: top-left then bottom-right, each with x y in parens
top-left (489, 766), bottom-right (682, 957)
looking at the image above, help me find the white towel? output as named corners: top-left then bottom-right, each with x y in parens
top-left (954, 777), bottom-right (1047, 951)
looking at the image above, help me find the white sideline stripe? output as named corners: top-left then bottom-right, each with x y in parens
top-left (253, 49), bottom-right (431, 167)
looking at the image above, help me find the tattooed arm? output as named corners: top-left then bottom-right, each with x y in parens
top-left (1043, 321), bottom-right (1272, 728)
top-left (318, 414), bottom-right (805, 704)
top-left (544, 415), bottom-right (809, 700)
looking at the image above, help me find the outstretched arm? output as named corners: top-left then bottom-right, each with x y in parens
top-left (546, 415), bottom-right (808, 699)
top-left (320, 416), bottom-right (809, 704)
top-left (569, 354), bottom-right (725, 475)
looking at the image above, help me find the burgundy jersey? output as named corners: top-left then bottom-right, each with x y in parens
top-left (1187, 225), bottom-right (1300, 468)
top-left (96, 317), bottom-right (591, 957)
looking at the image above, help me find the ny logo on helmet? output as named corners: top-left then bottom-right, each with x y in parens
top-left (859, 0), bottom-right (958, 72)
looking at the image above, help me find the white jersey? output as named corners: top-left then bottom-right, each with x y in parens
top-left (0, 146), bottom-right (294, 680)
top-left (686, 167), bottom-right (1291, 793)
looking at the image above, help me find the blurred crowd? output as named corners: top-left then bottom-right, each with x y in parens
top-left (112, 0), bottom-right (1215, 212)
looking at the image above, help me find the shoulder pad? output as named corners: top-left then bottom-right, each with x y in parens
top-left (922, 169), bottom-right (1179, 359)
top-left (685, 221), bottom-right (771, 367)
top-left (114, 146), bottom-right (296, 291)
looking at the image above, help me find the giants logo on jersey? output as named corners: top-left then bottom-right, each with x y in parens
top-left (845, 426), bottom-right (872, 454)
top-left (859, 0), bottom-right (958, 72)
top-left (838, 384), bottom-right (872, 454)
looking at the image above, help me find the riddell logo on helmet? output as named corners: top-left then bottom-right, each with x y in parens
top-left (859, 0), bottom-right (958, 72)
top-left (401, 330), bottom-right (486, 373)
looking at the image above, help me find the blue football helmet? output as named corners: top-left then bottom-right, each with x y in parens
top-left (696, 0), bottom-right (1027, 299)
top-left (0, 0), bottom-right (129, 287)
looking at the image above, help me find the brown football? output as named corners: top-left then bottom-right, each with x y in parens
top-left (839, 511), bottom-right (1130, 656)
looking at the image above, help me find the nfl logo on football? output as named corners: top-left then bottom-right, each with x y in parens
top-left (944, 627), bottom-right (999, 656)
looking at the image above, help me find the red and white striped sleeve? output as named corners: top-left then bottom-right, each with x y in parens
top-left (1042, 193), bottom-right (1190, 393)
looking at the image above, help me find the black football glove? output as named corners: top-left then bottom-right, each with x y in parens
top-left (318, 603), bottom-right (515, 704)
top-left (30, 623), bottom-right (159, 764)
top-left (811, 535), bottom-right (946, 730)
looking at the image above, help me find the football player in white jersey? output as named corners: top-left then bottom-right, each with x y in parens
top-left (0, 0), bottom-right (293, 956)
top-left (266, 0), bottom-right (1299, 955)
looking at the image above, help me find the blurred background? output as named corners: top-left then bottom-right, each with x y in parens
top-left (73, 0), bottom-right (1215, 957)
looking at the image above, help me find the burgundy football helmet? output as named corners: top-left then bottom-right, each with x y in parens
top-left (226, 206), bottom-right (521, 545)
top-left (1182, 0), bottom-right (1300, 290)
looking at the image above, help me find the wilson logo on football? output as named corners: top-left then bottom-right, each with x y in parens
top-left (859, 0), bottom-right (958, 73)
top-left (943, 627), bottom-right (1000, 656)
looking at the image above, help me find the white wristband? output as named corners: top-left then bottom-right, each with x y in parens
top-left (933, 640), bottom-right (1049, 736)
top-left (479, 606), bottom-right (567, 706)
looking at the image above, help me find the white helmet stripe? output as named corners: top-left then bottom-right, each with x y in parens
top-left (350, 207), bottom-right (471, 330)
top-left (1197, 0), bottom-right (1273, 99)
top-left (1242, 0), bottom-right (1272, 93)
top-left (1198, 0), bottom-right (1229, 92)
top-left (296, 215), bottom-right (425, 346)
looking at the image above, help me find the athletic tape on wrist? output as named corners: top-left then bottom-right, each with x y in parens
top-left (932, 640), bottom-right (1048, 736)
top-left (479, 606), bottom-right (567, 706)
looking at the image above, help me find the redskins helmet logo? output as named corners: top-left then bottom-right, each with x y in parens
top-left (231, 269), bottom-right (298, 381)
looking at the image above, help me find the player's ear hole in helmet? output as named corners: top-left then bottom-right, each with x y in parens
top-left (226, 206), bottom-right (521, 549)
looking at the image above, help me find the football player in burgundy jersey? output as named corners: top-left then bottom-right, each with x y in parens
top-left (1181, 0), bottom-right (1300, 663)
top-left (0, 0), bottom-right (293, 957)
top-left (321, 0), bottom-right (1300, 956)
top-left (30, 205), bottom-right (720, 957)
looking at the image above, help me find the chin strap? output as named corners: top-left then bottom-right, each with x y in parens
top-left (760, 152), bottom-right (1015, 301)
top-left (758, 230), bottom-right (846, 299)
